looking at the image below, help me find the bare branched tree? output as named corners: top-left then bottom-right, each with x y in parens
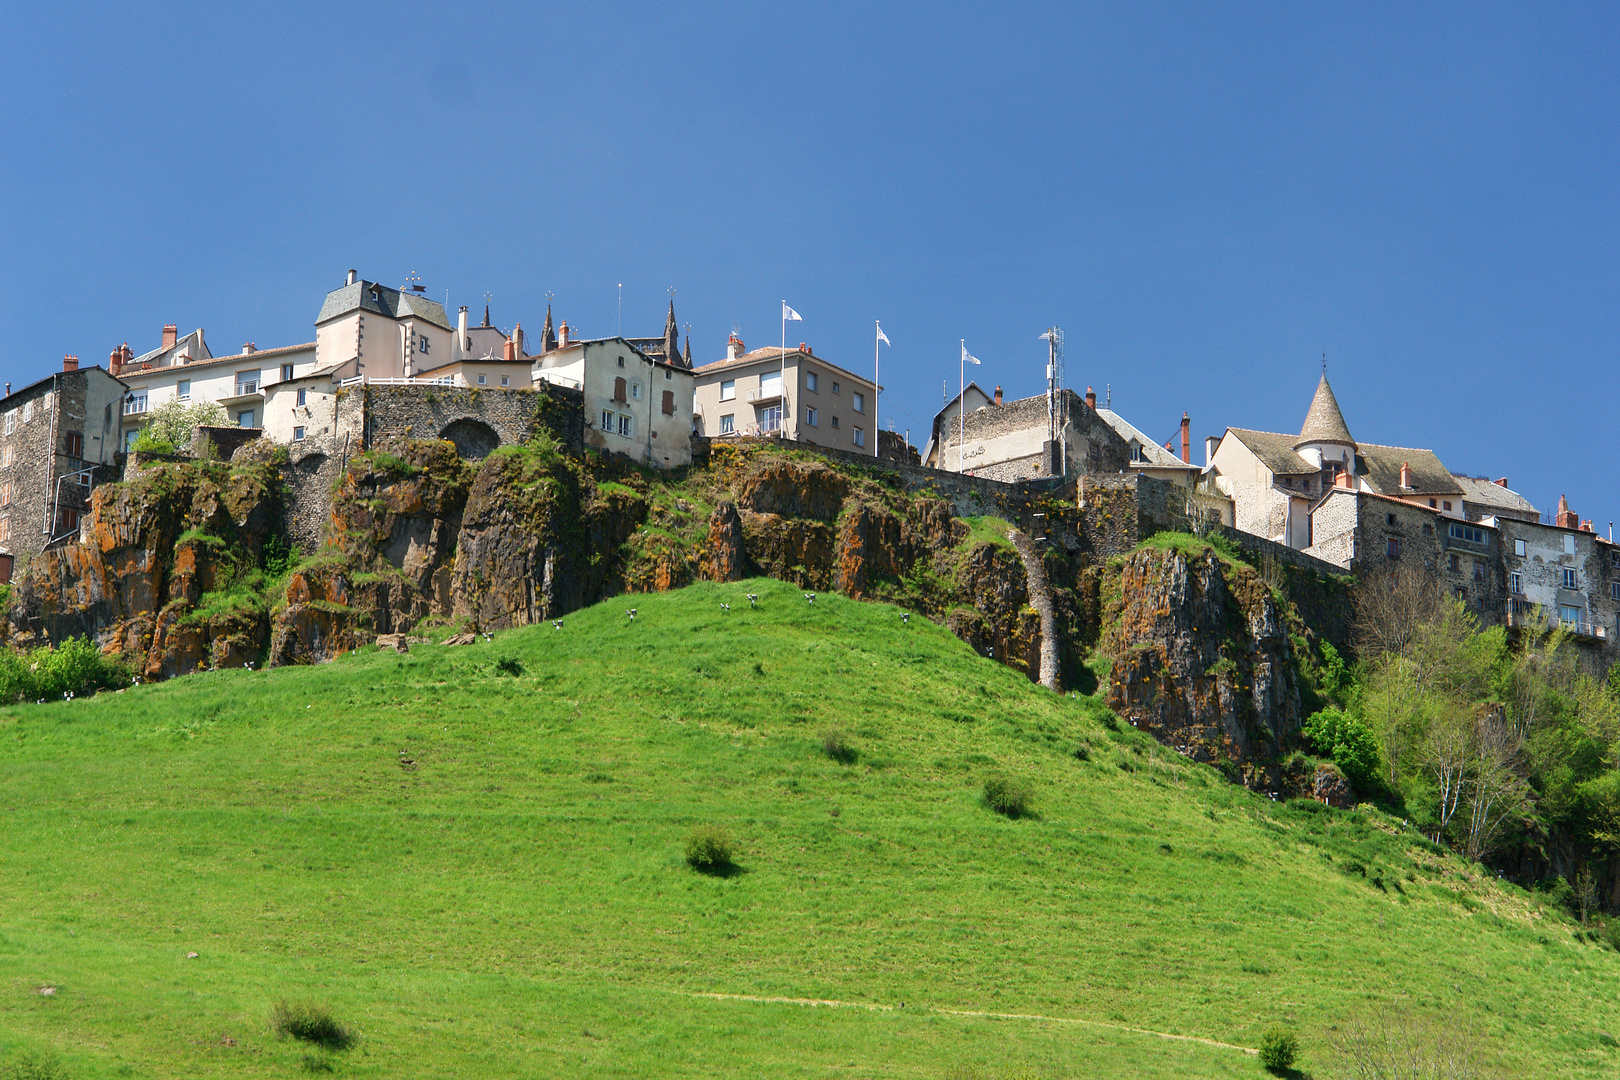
top-left (1463, 707), bottom-right (1527, 861)
top-left (1354, 564), bottom-right (1444, 660)
top-left (1329, 1005), bottom-right (1491, 1079)
top-left (1420, 702), bottom-right (1472, 843)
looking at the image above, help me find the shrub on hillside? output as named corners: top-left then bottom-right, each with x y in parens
top-left (684, 825), bottom-right (734, 870)
top-left (822, 728), bottom-right (857, 764)
top-left (983, 776), bottom-right (1034, 819)
top-left (1258, 1023), bottom-right (1299, 1071)
top-left (1303, 707), bottom-right (1381, 792)
top-left (270, 1000), bottom-right (355, 1050)
top-left (0, 638), bottom-right (130, 704)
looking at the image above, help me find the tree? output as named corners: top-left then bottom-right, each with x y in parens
top-left (134, 398), bottom-right (230, 453)
top-left (1462, 707), bottom-right (1527, 861)
top-left (1420, 704), bottom-right (1473, 844)
top-left (1353, 564), bottom-right (1443, 660)
top-left (1328, 1005), bottom-right (1487, 1079)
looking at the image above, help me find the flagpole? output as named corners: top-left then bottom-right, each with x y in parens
top-left (781, 304), bottom-right (788, 441)
top-left (959, 340), bottom-right (965, 474)
top-left (873, 321), bottom-right (880, 458)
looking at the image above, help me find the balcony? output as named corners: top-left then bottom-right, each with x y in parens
top-left (747, 386), bottom-right (783, 404)
top-left (1505, 603), bottom-right (1609, 642)
top-left (122, 397), bottom-right (149, 417)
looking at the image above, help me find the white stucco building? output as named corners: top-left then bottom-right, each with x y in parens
top-left (533, 328), bottom-right (694, 468)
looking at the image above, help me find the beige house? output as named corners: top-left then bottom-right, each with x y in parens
top-left (692, 335), bottom-right (878, 454)
top-left (1209, 374), bottom-right (1467, 550)
top-left (532, 331), bottom-right (694, 468)
top-left (314, 271), bottom-right (454, 380)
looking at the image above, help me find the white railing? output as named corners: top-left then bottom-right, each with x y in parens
top-left (747, 387), bottom-right (782, 403)
top-left (122, 398), bottom-right (148, 416)
top-left (339, 376), bottom-right (365, 387)
top-left (537, 373), bottom-right (582, 390)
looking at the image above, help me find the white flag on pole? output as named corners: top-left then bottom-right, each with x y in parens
top-left (961, 342), bottom-right (981, 365)
top-left (782, 302), bottom-right (802, 322)
top-left (876, 323), bottom-right (891, 347)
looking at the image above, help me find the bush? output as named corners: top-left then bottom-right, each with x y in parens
top-left (1303, 707), bottom-right (1381, 792)
top-left (983, 776), bottom-right (1034, 818)
top-left (0, 1051), bottom-right (71, 1080)
top-left (494, 656), bottom-right (524, 677)
top-left (0, 638), bottom-right (131, 704)
top-left (270, 1000), bottom-right (355, 1051)
top-left (683, 825), bottom-right (734, 870)
top-left (822, 728), bottom-right (857, 764)
top-left (1257, 1023), bottom-right (1299, 1071)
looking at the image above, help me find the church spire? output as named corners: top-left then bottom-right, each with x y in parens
top-left (540, 304), bottom-right (557, 354)
top-left (683, 334), bottom-right (691, 367)
top-left (663, 300), bottom-right (679, 366)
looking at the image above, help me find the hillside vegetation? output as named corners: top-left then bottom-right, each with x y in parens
top-left (1, 579), bottom-right (1617, 1077)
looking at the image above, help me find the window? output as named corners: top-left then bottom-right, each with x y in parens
top-left (1561, 604), bottom-right (1582, 626)
top-left (617, 355), bottom-right (626, 368)
top-left (418, 336), bottom-right (429, 355)
top-left (1515, 538), bottom-right (1526, 557)
top-left (852, 427), bottom-right (865, 448)
top-left (1387, 537), bottom-right (1400, 559)
top-left (477, 373), bottom-right (487, 385)
top-left (296, 388), bottom-right (307, 407)
top-left (1612, 581), bottom-right (1620, 602)
top-left (281, 363), bottom-right (295, 382)
top-left (1386, 513), bottom-right (1396, 526)
top-left (1, 410), bottom-right (12, 434)
top-left (662, 390), bottom-right (675, 416)
top-left (0, 481), bottom-right (9, 505)
top-left (1429, 498), bottom-right (1437, 508)
top-left (805, 407), bottom-right (817, 427)
top-left (1443, 501), bottom-right (1452, 512)
top-left (177, 379), bottom-right (191, 400)
top-left (1510, 572), bottom-right (1523, 594)
top-left (0, 516), bottom-right (7, 542)
top-left (1563, 567), bottom-right (1578, 589)
top-left (1565, 534), bottom-right (1577, 555)
top-left (760, 405), bottom-right (782, 432)
top-left (664, 370), bottom-right (672, 380)
top-left (64, 431), bottom-right (82, 457)
top-left (1473, 561), bottom-right (1484, 582)
top-left (719, 379), bottom-right (736, 401)
top-left (500, 375), bottom-right (510, 387)
top-left (631, 381), bottom-right (641, 400)
top-left (1448, 523), bottom-right (1486, 545)
top-left (21, 400), bottom-right (32, 424)
top-left (237, 410), bottom-right (255, 428)
top-left (601, 409), bottom-right (614, 431)
top-left (124, 391), bottom-right (148, 415)
top-left (236, 369), bottom-right (260, 396)
top-left (1449, 554), bottom-right (1459, 572)
top-left (831, 416), bottom-right (839, 429)
top-left (58, 507), bottom-right (79, 533)
top-left (759, 370), bottom-right (782, 395)
top-left (617, 414), bottom-right (633, 437)
top-left (832, 381), bottom-right (840, 394)
top-left (123, 429), bottom-right (139, 451)
top-left (806, 372), bottom-right (818, 392)
top-left (719, 414), bottom-right (735, 435)
top-left (853, 391), bottom-right (865, 413)
top-left (1, 445), bottom-right (10, 467)
top-left (614, 377), bottom-right (627, 402)
top-left (293, 426), bottom-right (306, 441)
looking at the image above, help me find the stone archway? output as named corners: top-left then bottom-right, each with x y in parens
top-left (439, 418), bottom-right (501, 460)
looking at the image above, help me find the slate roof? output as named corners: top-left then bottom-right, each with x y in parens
top-left (316, 280), bottom-right (452, 331)
top-left (1225, 428), bottom-right (1318, 475)
top-left (1357, 443), bottom-right (1463, 496)
top-left (1097, 408), bottom-right (1195, 469)
top-left (1451, 474), bottom-right (1539, 516)
top-left (1295, 375), bottom-right (1356, 448)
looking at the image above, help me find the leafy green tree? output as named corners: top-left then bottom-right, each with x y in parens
top-left (133, 398), bottom-right (229, 454)
top-left (1304, 707), bottom-right (1382, 793)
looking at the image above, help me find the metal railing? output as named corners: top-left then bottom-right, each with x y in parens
top-left (747, 386), bottom-right (783, 403)
top-left (1505, 603), bottom-right (1609, 640)
top-left (122, 398), bottom-right (149, 416)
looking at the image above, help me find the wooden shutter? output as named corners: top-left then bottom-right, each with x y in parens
top-left (614, 377), bottom-right (627, 402)
top-left (662, 390), bottom-right (675, 415)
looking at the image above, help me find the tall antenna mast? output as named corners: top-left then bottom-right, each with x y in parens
top-left (1040, 325), bottom-right (1065, 442)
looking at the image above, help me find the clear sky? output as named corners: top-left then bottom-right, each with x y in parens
top-left (2, 3), bottom-right (1616, 526)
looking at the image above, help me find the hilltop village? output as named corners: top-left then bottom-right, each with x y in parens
top-left (1, 268), bottom-right (1616, 685)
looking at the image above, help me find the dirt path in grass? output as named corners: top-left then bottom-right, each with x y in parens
top-left (678, 990), bottom-right (1257, 1055)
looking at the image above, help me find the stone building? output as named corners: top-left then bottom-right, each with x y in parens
top-left (1095, 405), bottom-right (1202, 488)
top-left (0, 358), bottom-right (127, 560)
top-left (1496, 497), bottom-right (1619, 662)
top-left (691, 334), bottom-right (878, 455)
top-left (534, 330), bottom-right (695, 468)
top-left (932, 387), bottom-right (1132, 482)
top-left (919, 382), bottom-right (994, 467)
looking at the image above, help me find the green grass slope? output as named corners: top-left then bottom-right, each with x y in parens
top-left (0, 578), bottom-right (1616, 1078)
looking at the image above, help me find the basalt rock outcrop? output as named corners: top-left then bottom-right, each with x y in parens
top-left (1103, 547), bottom-right (1302, 785)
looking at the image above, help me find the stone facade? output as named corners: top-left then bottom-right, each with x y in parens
top-left (365, 383), bottom-right (581, 457)
top-left (1497, 515), bottom-right (1620, 671)
top-left (0, 365), bottom-right (126, 561)
top-left (940, 389), bottom-right (1132, 481)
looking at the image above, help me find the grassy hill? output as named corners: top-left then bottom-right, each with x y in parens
top-left (1, 578), bottom-right (1617, 1078)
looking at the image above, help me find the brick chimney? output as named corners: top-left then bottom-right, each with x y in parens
top-left (109, 342), bottom-right (132, 376)
top-left (1581, 519), bottom-right (1594, 533)
top-left (1180, 413), bottom-right (1191, 464)
top-left (162, 324), bottom-right (178, 349)
top-left (1336, 469), bottom-right (1355, 489)
top-left (1085, 386), bottom-right (1097, 410)
top-left (994, 385), bottom-right (1003, 406)
top-left (1399, 462), bottom-right (1413, 489)
top-left (558, 321), bottom-right (570, 348)
top-left (1494, 477), bottom-right (1509, 488)
top-left (1556, 495), bottom-right (1578, 530)
top-left (727, 333), bottom-right (746, 361)
top-left (798, 342), bottom-right (808, 354)
top-left (242, 343), bottom-right (257, 355)
top-left (62, 354), bottom-right (78, 372)
top-left (503, 332), bottom-right (516, 362)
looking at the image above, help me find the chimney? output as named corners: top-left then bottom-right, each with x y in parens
top-left (1180, 413), bottom-right (1191, 464)
top-left (994, 385), bottom-right (1003, 406)
top-left (513, 322), bottom-right (523, 357)
top-left (1336, 469), bottom-right (1355, 489)
top-left (458, 306), bottom-right (469, 349)
top-left (1205, 435), bottom-right (1219, 467)
top-left (1085, 386), bottom-right (1097, 410)
top-left (347, 269), bottom-right (357, 286)
top-left (1556, 495), bottom-right (1579, 530)
top-left (727, 333), bottom-right (745, 361)
top-left (162, 325), bottom-right (178, 350)
top-left (109, 343), bottom-right (126, 376)
top-left (503, 333), bottom-right (516, 363)
top-left (62, 355), bottom-right (78, 372)
top-left (242, 343), bottom-right (256, 355)
top-left (1494, 477), bottom-right (1509, 488)
top-left (1399, 462), bottom-right (1413, 489)
top-left (798, 342), bottom-right (808, 354)
top-left (558, 321), bottom-right (570, 348)
top-left (1581, 519), bottom-right (1594, 533)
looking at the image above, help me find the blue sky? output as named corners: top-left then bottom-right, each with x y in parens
top-left (3, 3), bottom-right (1616, 525)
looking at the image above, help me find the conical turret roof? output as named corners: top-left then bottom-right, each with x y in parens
top-left (1294, 375), bottom-right (1356, 450)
